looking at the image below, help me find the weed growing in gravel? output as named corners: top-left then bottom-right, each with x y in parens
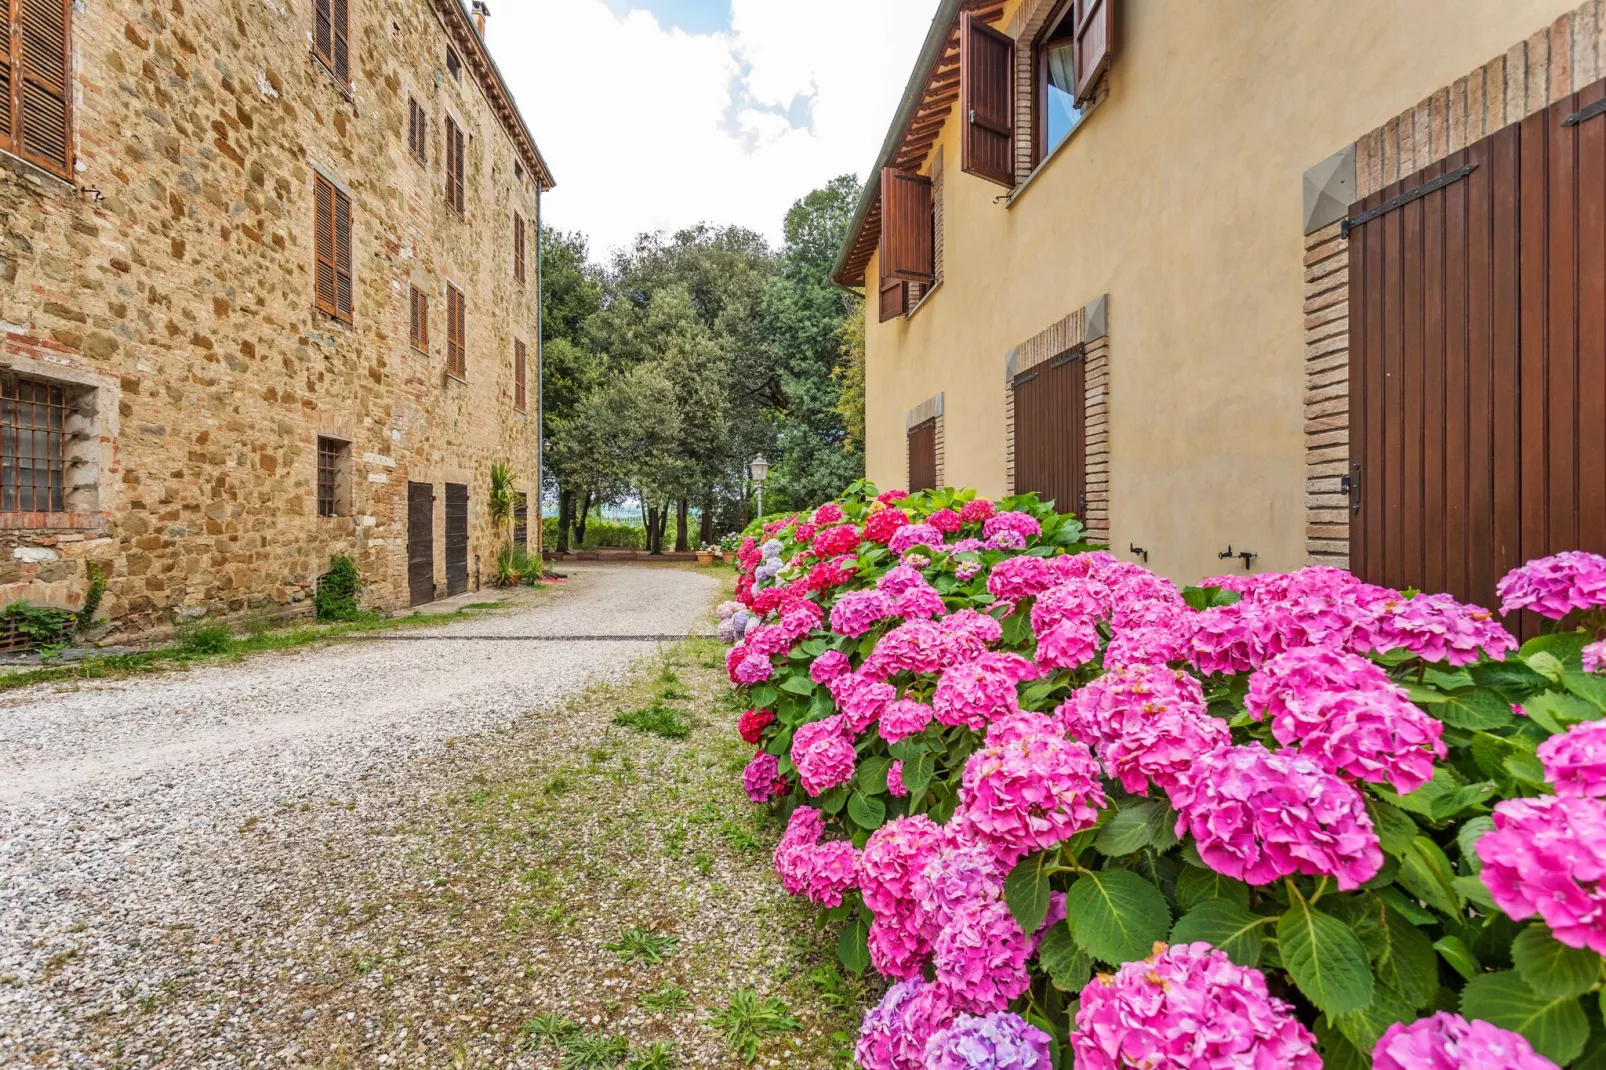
top-left (805, 963), bottom-right (869, 1015)
top-left (690, 852), bottom-right (713, 876)
top-left (542, 774), bottom-right (572, 796)
top-left (605, 926), bottom-right (679, 966)
top-left (707, 990), bottom-right (801, 1064)
top-left (174, 622), bottom-right (235, 656)
top-left (661, 820), bottom-right (687, 854)
top-left (612, 704), bottom-right (691, 741)
top-left (638, 981), bottom-right (692, 1014)
top-left (559, 1031), bottom-right (631, 1068)
top-left (717, 820), bottom-right (762, 853)
top-left (624, 1041), bottom-right (678, 1070)
top-left (522, 1012), bottom-right (580, 1050)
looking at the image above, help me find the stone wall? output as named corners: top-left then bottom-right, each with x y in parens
top-left (0, 0), bottom-right (546, 641)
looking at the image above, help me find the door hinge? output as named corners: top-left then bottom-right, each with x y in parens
top-left (1563, 97), bottom-right (1606, 128)
top-left (1345, 462), bottom-right (1362, 513)
top-left (1342, 164), bottom-right (1477, 237)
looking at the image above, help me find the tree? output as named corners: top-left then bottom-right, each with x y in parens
top-left (539, 227), bottom-right (606, 552)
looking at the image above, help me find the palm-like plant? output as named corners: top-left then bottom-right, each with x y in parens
top-left (488, 460), bottom-right (520, 547)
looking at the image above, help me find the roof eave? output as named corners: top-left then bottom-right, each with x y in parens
top-left (435, 0), bottom-right (557, 192)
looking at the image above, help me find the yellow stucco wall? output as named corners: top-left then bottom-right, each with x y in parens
top-left (863, 0), bottom-right (1585, 584)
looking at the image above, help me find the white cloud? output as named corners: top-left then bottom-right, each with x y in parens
top-left (488, 0), bottom-right (939, 260)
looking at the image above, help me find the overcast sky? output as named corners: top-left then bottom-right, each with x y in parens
top-left (488, 0), bottom-right (939, 260)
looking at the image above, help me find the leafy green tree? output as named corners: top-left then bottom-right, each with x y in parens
top-left (539, 226), bottom-right (606, 551)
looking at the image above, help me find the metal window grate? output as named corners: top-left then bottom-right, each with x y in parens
top-left (2, 376), bottom-right (68, 513)
top-left (317, 437), bottom-right (339, 517)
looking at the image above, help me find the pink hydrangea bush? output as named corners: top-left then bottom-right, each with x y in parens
top-left (721, 482), bottom-right (1606, 1068)
top-left (1372, 1013), bottom-right (1559, 1070)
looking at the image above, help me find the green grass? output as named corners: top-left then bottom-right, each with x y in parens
top-left (613, 704), bottom-right (692, 741)
top-left (604, 926), bottom-right (680, 966)
top-left (638, 981), bottom-right (692, 1014)
top-left (523, 1012), bottom-right (581, 1050)
top-left (559, 1031), bottom-right (631, 1068)
top-left (707, 990), bottom-right (801, 1064)
top-left (624, 1042), bottom-right (678, 1070)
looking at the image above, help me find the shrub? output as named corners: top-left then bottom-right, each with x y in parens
top-left (1, 600), bottom-right (74, 647)
top-left (723, 480), bottom-right (1606, 1069)
top-left (174, 621), bottom-right (235, 656)
top-left (315, 554), bottom-right (363, 621)
top-left (543, 517), bottom-right (648, 551)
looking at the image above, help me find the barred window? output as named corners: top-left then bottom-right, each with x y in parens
top-left (316, 436), bottom-right (351, 517)
top-left (1, 376), bottom-right (67, 512)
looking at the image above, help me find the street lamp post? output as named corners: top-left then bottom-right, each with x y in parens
top-left (749, 456), bottom-right (770, 523)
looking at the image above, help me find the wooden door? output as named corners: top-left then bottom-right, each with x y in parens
top-left (407, 482), bottom-right (435, 607)
top-left (445, 483), bottom-right (469, 596)
top-left (908, 418), bottom-right (938, 493)
top-left (1013, 348), bottom-right (1087, 517)
top-left (1348, 77), bottom-right (1606, 614)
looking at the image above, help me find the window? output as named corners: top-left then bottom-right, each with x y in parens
top-left (314, 174), bottom-right (353, 322)
top-left (514, 339), bottom-right (527, 412)
top-left (1, 376), bottom-right (66, 512)
top-left (1033, 0), bottom-right (1115, 166)
top-left (514, 160), bottom-right (524, 183)
top-left (878, 167), bottom-right (933, 322)
top-left (407, 97), bottom-right (427, 164)
top-left (444, 116), bottom-right (465, 215)
top-left (446, 283), bottom-right (466, 378)
top-left (409, 285), bottom-right (429, 351)
top-left (514, 492), bottom-right (529, 547)
top-left (513, 213), bottom-right (526, 284)
top-left (316, 436), bottom-right (352, 518)
top-left (1013, 349), bottom-right (1087, 518)
top-left (445, 46), bottom-right (461, 80)
top-left (0, 0), bottom-right (73, 178)
top-left (313, 0), bottom-right (350, 84)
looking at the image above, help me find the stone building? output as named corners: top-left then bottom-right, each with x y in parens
top-left (0, 0), bottom-right (552, 643)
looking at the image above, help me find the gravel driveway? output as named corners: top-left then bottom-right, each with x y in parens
top-left (0, 565), bottom-right (722, 1065)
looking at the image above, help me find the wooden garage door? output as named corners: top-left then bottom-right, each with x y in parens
top-left (407, 482), bottom-right (435, 607)
top-left (1348, 78), bottom-right (1606, 614)
top-left (908, 418), bottom-right (938, 493)
top-left (1013, 347), bottom-right (1087, 517)
top-left (445, 482), bottom-right (469, 597)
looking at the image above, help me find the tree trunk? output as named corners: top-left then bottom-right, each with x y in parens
top-left (557, 488), bottom-right (573, 553)
top-left (574, 490), bottom-right (592, 547)
top-left (675, 498), bottom-right (689, 552)
top-left (645, 504), bottom-right (660, 554)
top-left (699, 494), bottom-right (715, 546)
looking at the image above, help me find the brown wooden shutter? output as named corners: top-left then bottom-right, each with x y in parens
top-left (1014, 349), bottom-right (1087, 516)
top-left (879, 168), bottom-right (934, 284)
top-left (0, 6), bottom-right (14, 153)
top-left (331, 0), bottom-right (349, 82)
top-left (314, 174), bottom-right (337, 316)
top-left (446, 284), bottom-right (465, 377)
top-left (514, 213), bottom-right (525, 283)
top-left (1072, 0), bottom-right (1115, 105)
top-left (333, 184), bottom-right (352, 320)
top-left (313, 0), bottom-right (333, 71)
top-left (514, 339), bottom-right (527, 412)
top-left (879, 277), bottom-right (908, 322)
top-left (15, 0), bottom-right (71, 177)
top-left (960, 11), bottom-right (1013, 188)
top-left (408, 98), bottom-right (427, 164)
top-left (445, 117), bottom-right (465, 214)
top-left (908, 419), bottom-right (938, 493)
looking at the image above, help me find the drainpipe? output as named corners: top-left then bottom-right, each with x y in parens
top-left (535, 183), bottom-right (545, 558)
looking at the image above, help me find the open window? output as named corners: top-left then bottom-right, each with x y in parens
top-left (1033, 0), bottom-right (1116, 166)
top-left (878, 168), bottom-right (933, 321)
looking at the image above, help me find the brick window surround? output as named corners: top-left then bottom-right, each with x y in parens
top-left (906, 393), bottom-right (945, 490)
top-left (1300, 1), bottom-right (1606, 569)
top-left (1005, 295), bottom-right (1109, 543)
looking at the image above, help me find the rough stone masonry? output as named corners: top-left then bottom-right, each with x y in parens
top-left (0, 0), bottom-right (551, 642)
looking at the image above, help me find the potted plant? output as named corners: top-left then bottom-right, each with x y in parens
top-left (718, 531), bottom-right (740, 564)
top-left (696, 542), bottom-right (718, 566)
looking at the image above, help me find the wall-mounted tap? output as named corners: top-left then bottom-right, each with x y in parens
top-left (1128, 543), bottom-right (1149, 564)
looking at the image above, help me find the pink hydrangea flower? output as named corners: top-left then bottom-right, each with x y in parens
top-left (954, 560), bottom-right (982, 583)
top-left (952, 538), bottom-right (985, 553)
top-left (864, 508), bottom-right (910, 545)
top-left (812, 523), bottom-right (862, 557)
top-left (1072, 943), bottom-right (1319, 1069)
top-left (868, 916), bottom-right (930, 980)
top-left (984, 711), bottom-right (1060, 747)
top-left (960, 499), bottom-right (995, 524)
top-left (773, 806), bottom-right (858, 906)
top-left (813, 503), bottom-right (844, 525)
top-left (809, 649), bottom-right (851, 684)
top-left (854, 979), bottom-right (958, 1070)
top-left (1272, 688), bottom-right (1445, 794)
top-left (1034, 617), bottom-right (1100, 671)
top-left (887, 760), bottom-right (908, 797)
top-left (1373, 1012), bottom-right (1559, 1070)
top-left (985, 530), bottom-right (1027, 551)
top-left (877, 565), bottom-right (927, 597)
top-left (861, 620), bottom-right (948, 680)
top-left (828, 672), bottom-right (896, 732)
top-left (731, 648), bottom-right (774, 685)
top-left (1169, 743), bottom-right (1383, 891)
top-left (830, 589), bottom-right (898, 637)
top-left (859, 815), bottom-right (945, 917)
top-left (1587, 640), bottom-right (1606, 674)
top-left (1371, 592), bottom-right (1517, 665)
top-left (915, 838), bottom-right (1009, 935)
top-left (941, 608), bottom-right (1004, 656)
top-left (986, 555), bottom-right (1057, 602)
top-left (1187, 602), bottom-right (1267, 675)
top-left (877, 489), bottom-right (910, 504)
top-left (745, 624), bottom-right (790, 658)
top-left (934, 655), bottom-right (1029, 730)
top-left (1103, 625), bottom-right (1189, 667)
top-left (790, 716), bottom-right (857, 796)
top-left (1246, 647), bottom-right (1397, 724)
top-left (879, 698), bottom-right (935, 743)
top-left (888, 522), bottom-right (945, 556)
top-left (1477, 794), bottom-right (1606, 953)
top-left (741, 752), bottom-right (783, 803)
top-left (930, 508), bottom-right (963, 533)
top-left (895, 584), bottom-right (946, 620)
top-left (982, 511), bottom-right (1042, 542)
top-left (1032, 578), bottom-right (1113, 633)
top-left (954, 730), bottom-right (1106, 865)
top-left (925, 1012), bottom-right (1053, 1070)
top-left (931, 897), bottom-right (1033, 1013)
top-left (1056, 665), bottom-right (1228, 795)
top-left (1498, 551), bottom-right (1606, 619)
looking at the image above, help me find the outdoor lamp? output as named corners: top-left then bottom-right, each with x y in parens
top-left (750, 456), bottom-right (770, 520)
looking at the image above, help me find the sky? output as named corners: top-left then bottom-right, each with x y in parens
top-left (487, 0), bottom-right (940, 260)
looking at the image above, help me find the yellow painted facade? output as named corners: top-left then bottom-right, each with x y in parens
top-left (857, 0), bottom-right (1585, 585)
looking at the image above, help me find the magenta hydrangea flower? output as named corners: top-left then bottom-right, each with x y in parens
top-left (1477, 794), bottom-right (1606, 953)
top-left (952, 538), bottom-right (985, 554)
top-left (861, 619), bottom-right (948, 679)
top-left (982, 511), bottom-right (1042, 542)
top-left (854, 979), bottom-right (958, 1070)
top-left (809, 649), bottom-right (851, 684)
top-left (1103, 624), bottom-right (1189, 667)
top-left (1587, 640), bottom-right (1606, 674)
top-left (1056, 665), bottom-right (1227, 796)
top-left (931, 897), bottom-right (1033, 1013)
top-left (812, 522), bottom-right (862, 557)
top-left (1168, 743), bottom-right (1383, 891)
top-left (954, 560), bottom-right (982, 583)
top-left (896, 584), bottom-right (946, 620)
top-left (831, 589), bottom-right (898, 638)
top-left (930, 508), bottom-right (963, 533)
top-left (859, 815), bottom-right (946, 918)
top-left (1032, 578), bottom-right (1113, 634)
top-left (1498, 551), bottom-right (1606, 619)
top-left (933, 655), bottom-right (1031, 730)
top-left (741, 752), bottom-right (782, 803)
top-left (984, 711), bottom-right (1060, 747)
top-left (1034, 617), bottom-right (1100, 671)
top-left (1272, 688), bottom-right (1446, 794)
top-left (887, 760), bottom-right (909, 797)
top-left (960, 498), bottom-right (996, 524)
top-left (1187, 602), bottom-right (1267, 675)
top-left (925, 1012), bottom-right (1053, 1070)
top-left (1072, 942), bottom-right (1319, 1069)
top-left (813, 503), bottom-right (845, 525)
top-left (878, 565), bottom-right (927, 597)
top-left (880, 699), bottom-right (935, 743)
top-left (888, 522), bottom-right (945, 556)
top-left (914, 838), bottom-right (1009, 935)
top-left (986, 555), bottom-right (1056, 602)
top-left (941, 609), bottom-right (1004, 659)
top-left (985, 530), bottom-right (1027, 551)
top-left (868, 916), bottom-right (930, 980)
top-left (828, 672), bottom-right (897, 732)
top-left (745, 624), bottom-right (790, 657)
top-left (790, 715), bottom-right (857, 796)
top-left (1371, 592), bottom-right (1517, 665)
top-left (773, 806), bottom-right (858, 907)
top-left (953, 730), bottom-right (1106, 865)
top-left (1246, 646), bottom-right (1396, 723)
top-left (1373, 1012), bottom-right (1559, 1070)
top-left (731, 649), bottom-right (775, 684)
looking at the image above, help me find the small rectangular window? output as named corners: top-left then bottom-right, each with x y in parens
top-left (514, 339), bottom-right (527, 412)
top-left (444, 116), bottom-right (465, 215)
top-left (314, 174), bottom-right (354, 322)
top-left (1, 376), bottom-right (68, 513)
top-left (514, 213), bottom-right (526, 284)
top-left (313, 0), bottom-right (350, 84)
top-left (446, 46), bottom-right (461, 80)
top-left (316, 436), bottom-right (352, 518)
top-left (446, 284), bottom-right (466, 379)
top-left (1038, 9), bottom-right (1082, 161)
top-left (407, 97), bottom-right (427, 165)
top-left (409, 285), bottom-right (429, 351)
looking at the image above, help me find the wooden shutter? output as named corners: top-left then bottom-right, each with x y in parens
top-left (1014, 349), bottom-right (1087, 516)
top-left (445, 117), bottom-right (465, 215)
top-left (960, 11), bottom-right (1013, 188)
top-left (514, 213), bottom-right (525, 283)
top-left (908, 419), bottom-right (938, 493)
top-left (313, 0), bottom-right (333, 72)
top-left (314, 174), bottom-right (337, 317)
top-left (410, 286), bottom-right (428, 350)
top-left (879, 169), bottom-right (933, 284)
top-left (1072, 0), bottom-right (1115, 105)
top-left (408, 98), bottom-right (427, 164)
top-left (333, 183), bottom-right (352, 319)
top-left (331, 0), bottom-right (349, 82)
top-left (446, 284), bottom-right (465, 378)
top-left (15, 0), bottom-right (72, 177)
top-left (879, 277), bottom-right (908, 322)
top-left (514, 339), bottom-right (527, 412)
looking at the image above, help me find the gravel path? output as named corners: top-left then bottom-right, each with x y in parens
top-left (0, 566), bottom-right (727, 1065)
